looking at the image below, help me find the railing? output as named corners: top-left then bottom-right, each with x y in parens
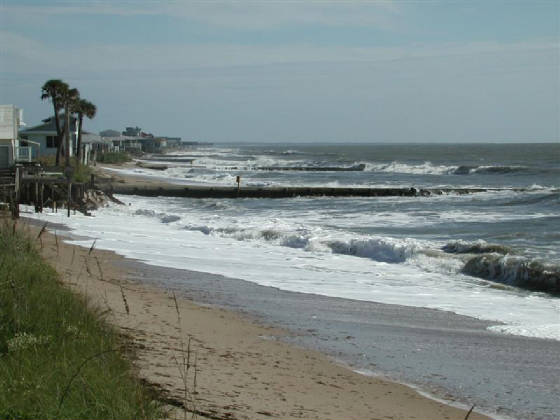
top-left (16, 146), bottom-right (32, 162)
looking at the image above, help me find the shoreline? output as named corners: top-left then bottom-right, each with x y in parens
top-left (18, 215), bottom-right (493, 420)
top-left (29, 162), bottom-right (558, 419)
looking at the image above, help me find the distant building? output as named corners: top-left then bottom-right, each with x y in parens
top-left (122, 126), bottom-right (142, 137)
top-left (0, 105), bottom-right (28, 168)
top-left (99, 129), bottom-right (121, 137)
top-left (103, 134), bottom-right (145, 153)
top-left (162, 137), bottom-right (182, 147)
top-left (20, 114), bottom-right (78, 159)
top-left (140, 137), bottom-right (167, 153)
top-left (103, 126), bottom-right (183, 154)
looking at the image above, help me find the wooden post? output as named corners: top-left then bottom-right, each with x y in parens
top-left (9, 190), bottom-right (15, 218)
top-left (40, 183), bottom-right (44, 213)
top-left (67, 182), bottom-right (72, 218)
top-left (90, 173), bottom-right (95, 189)
top-left (14, 167), bottom-right (20, 219)
top-left (34, 181), bottom-right (39, 212)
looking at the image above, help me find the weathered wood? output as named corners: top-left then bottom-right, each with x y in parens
top-left (40, 183), bottom-right (44, 213)
top-left (34, 181), bottom-right (39, 212)
top-left (21, 176), bottom-right (67, 184)
top-left (14, 167), bottom-right (21, 218)
top-left (67, 182), bottom-right (72, 218)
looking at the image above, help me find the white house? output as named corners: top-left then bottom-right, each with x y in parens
top-left (81, 131), bottom-right (113, 165)
top-left (20, 114), bottom-right (78, 159)
top-left (0, 105), bottom-right (27, 168)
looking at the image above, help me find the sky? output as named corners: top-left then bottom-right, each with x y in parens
top-left (0, 0), bottom-right (558, 143)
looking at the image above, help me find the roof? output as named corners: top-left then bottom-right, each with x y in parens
top-left (82, 131), bottom-right (112, 145)
top-left (20, 114), bottom-right (77, 134)
top-left (102, 135), bottom-right (150, 142)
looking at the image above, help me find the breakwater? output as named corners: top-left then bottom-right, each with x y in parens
top-left (109, 184), bottom-right (491, 198)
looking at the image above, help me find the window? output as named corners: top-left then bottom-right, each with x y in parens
top-left (46, 136), bottom-right (58, 148)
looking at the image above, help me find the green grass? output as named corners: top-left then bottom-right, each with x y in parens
top-left (36, 156), bottom-right (93, 183)
top-left (96, 152), bottom-right (131, 164)
top-left (71, 164), bottom-right (93, 183)
top-left (0, 221), bottom-right (164, 419)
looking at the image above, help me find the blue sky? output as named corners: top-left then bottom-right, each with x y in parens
top-left (1, 0), bottom-right (558, 142)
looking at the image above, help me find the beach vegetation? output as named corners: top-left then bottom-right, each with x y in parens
top-left (96, 151), bottom-right (131, 164)
top-left (0, 221), bottom-right (164, 419)
top-left (36, 155), bottom-right (93, 184)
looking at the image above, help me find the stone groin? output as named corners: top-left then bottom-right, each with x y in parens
top-left (109, 184), bottom-right (491, 199)
top-left (256, 164), bottom-right (366, 172)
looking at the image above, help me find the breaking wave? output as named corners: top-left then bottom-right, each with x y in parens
top-left (442, 240), bottom-right (513, 255)
top-left (134, 209), bottom-right (181, 224)
top-left (362, 161), bottom-right (455, 175)
top-left (134, 207), bottom-right (560, 295)
top-left (181, 223), bottom-right (421, 264)
top-left (462, 255), bottom-right (560, 295)
top-left (360, 161), bottom-right (557, 177)
top-left (326, 238), bottom-right (418, 263)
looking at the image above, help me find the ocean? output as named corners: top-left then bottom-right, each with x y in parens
top-left (24, 142), bottom-right (560, 418)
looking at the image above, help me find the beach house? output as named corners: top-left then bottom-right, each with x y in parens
top-left (19, 114), bottom-right (78, 159)
top-left (81, 132), bottom-right (113, 165)
top-left (0, 105), bottom-right (29, 168)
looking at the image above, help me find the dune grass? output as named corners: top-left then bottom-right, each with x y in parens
top-left (36, 155), bottom-right (93, 183)
top-left (96, 152), bottom-right (131, 164)
top-left (0, 221), bottom-right (164, 419)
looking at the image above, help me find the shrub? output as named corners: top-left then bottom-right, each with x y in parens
top-left (96, 152), bottom-right (131, 164)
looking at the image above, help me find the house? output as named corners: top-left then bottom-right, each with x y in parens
top-left (162, 137), bottom-right (182, 148)
top-left (81, 132), bottom-right (113, 165)
top-left (19, 114), bottom-right (78, 159)
top-left (99, 129), bottom-right (120, 137)
top-left (0, 105), bottom-right (28, 168)
top-left (104, 135), bottom-right (145, 153)
top-left (122, 126), bottom-right (142, 137)
top-left (141, 137), bottom-right (167, 153)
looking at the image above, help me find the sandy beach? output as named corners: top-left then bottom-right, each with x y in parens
top-left (17, 198), bottom-right (492, 420)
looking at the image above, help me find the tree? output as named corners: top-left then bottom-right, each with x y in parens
top-left (73, 99), bottom-right (97, 166)
top-left (62, 88), bottom-right (80, 168)
top-left (41, 79), bottom-right (68, 166)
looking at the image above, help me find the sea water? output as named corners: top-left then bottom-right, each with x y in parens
top-left (28, 143), bottom-right (560, 341)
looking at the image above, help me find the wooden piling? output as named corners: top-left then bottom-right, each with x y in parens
top-left (34, 181), bottom-right (39, 212)
top-left (67, 182), bottom-right (72, 218)
top-left (14, 167), bottom-right (20, 219)
top-left (40, 183), bottom-right (44, 213)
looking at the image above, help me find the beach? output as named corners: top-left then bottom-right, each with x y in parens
top-left (5, 2), bottom-right (558, 418)
top-left (18, 142), bottom-right (560, 420)
top-left (18, 213), bottom-right (491, 420)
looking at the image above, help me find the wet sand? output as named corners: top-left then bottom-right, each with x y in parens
top-left (16, 216), bottom-right (493, 420)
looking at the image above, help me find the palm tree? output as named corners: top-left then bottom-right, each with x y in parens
top-left (41, 79), bottom-right (68, 166)
top-left (62, 87), bottom-right (80, 168)
top-left (73, 99), bottom-right (97, 166)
